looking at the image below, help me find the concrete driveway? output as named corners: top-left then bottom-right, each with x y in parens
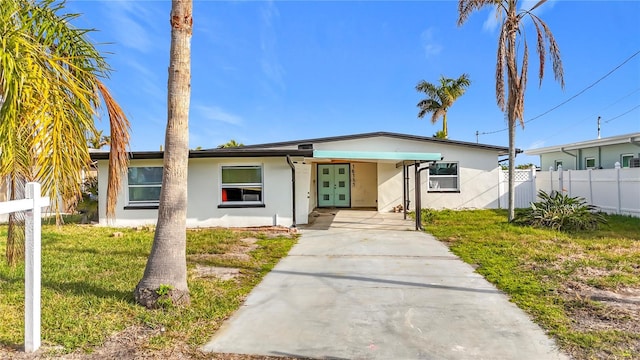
top-left (203, 210), bottom-right (568, 359)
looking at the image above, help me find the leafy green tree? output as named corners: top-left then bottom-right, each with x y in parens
top-left (0, 0), bottom-right (130, 265)
top-left (458, 0), bottom-right (564, 221)
top-left (416, 74), bottom-right (471, 139)
top-left (217, 139), bottom-right (244, 148)
top-left (134, 0), bottom-right (193, 308)
top-left (87, 129), bottom-right (111, 149)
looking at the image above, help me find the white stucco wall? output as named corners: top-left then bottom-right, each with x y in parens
top-left (311, 136), bottom-right (503, 211)
top-left (97, 157), bottom-right (295, 228)
top-left (350, 162), bottom-right (377, 208)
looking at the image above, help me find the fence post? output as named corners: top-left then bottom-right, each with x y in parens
top-left (530, 165), bottom-right (537, 200)
top-left (558, 165), bottom-right (564, 193)
top-left (549, 166), bottom-right (554, 192)
top-left (24, 182), bottom-right (42, 353)
top-left (588, 169), bottom-right (593, 204)
top-left (615, 162), bottom-right (621, 214)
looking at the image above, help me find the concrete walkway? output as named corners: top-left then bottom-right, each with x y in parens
top-left (203, 210), bottom-right (568, 359)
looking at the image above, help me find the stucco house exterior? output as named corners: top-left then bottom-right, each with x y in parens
top-left (525, 132), bottom-right (640, 170)
top-left (91, 132), bottom-right (510, 228)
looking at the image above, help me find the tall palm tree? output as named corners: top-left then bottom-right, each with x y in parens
top-left (458, 0), bottom-right (564, 221)
top-left (416, 74), bottom-right (471, 139)
top-left (0, 0), bottom-right (130, 265)
top-left (134, 0), bottom-right (193, 308)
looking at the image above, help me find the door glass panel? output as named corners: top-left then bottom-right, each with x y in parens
top-left (338, 168), bottom-right (345, 175)
top-left (323, 194), bottom-right (330, 201)
top-left (339, 194), bottom-right (345, 200)
top-left (322, 168), bottom-right (329, 175)
top-left (338, 181), bottom-right (345, 187)
top-left (323, 181), bottom-right (330, 188)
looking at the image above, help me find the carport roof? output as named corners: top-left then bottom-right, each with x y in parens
top-left (313, 150), bottom-right (441, 161)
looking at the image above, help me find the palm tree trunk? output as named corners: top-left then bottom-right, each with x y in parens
top-left (134, 0), bottom-right (192, 308)
top-left (442, 113), bottom-right (448, 139)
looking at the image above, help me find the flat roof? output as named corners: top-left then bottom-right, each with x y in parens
top-left (313, 150), bottom-right (442, 161)
top-left (235, 131), bottom-right (513, 154)
top-left (525, 132), bottom-right (640, 155)
top-left (90, 148), bottom-right (314, 160)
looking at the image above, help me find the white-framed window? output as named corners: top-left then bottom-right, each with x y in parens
top-left (220, 165), bottom-right (263, 206)
top-left (554, 160), bottom-right (563, 170)
top-left (585, 157), bottom-right (596, 169)
top-left (427, 162), bottom-right (459, 192)
top-left (127, 167), bottom-right (162, 205)
top-left (621, 154), bottom-right (634, 168)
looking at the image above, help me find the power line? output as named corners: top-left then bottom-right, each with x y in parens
top-left (603, 104), bottom-right (640, 124)
top-left (477, 49), bottom-right (640, 137)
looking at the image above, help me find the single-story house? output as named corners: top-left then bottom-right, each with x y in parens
top-left (90, 132), bottom-right (511, 228)
top-left (525, 132), bottom-right (640, 170)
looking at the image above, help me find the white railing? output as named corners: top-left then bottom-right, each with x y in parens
top-left (0, 183), bottom-right (50, 352)
top-left (536, 164), bottom-right (640, 217)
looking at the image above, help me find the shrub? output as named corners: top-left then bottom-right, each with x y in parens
top-left (515, 190), bottom-right (606, 231)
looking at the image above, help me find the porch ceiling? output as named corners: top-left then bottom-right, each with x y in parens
top-left (313, 150), bottom-right (442, 162)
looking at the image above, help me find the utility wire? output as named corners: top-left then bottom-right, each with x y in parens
top-left (477, 50), bottom-right (640, 137)
top-left (603, 104), bottom-right (640, 124)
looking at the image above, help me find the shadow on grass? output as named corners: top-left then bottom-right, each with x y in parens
top-left (43, 280), bottom-right (135, 303)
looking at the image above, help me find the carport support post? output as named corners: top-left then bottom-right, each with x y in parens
top-left (414, 161), bottom-right (420, 230)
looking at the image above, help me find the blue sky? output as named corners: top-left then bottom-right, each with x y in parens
top-left (68, 0), bottom-right (640, 165)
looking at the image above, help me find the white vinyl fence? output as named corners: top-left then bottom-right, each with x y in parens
top-left (0, 183), bottom-right (50, 353)
top-left (536, 165), bottom-right (640, 217)
top-left (498, 167), bottom-right (538, 209)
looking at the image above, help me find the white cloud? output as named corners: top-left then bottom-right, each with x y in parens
top-left (194, 105), bottom-right (243, 126)
top-left (420, 27), bottom-right (442, 59)
top-left (482, 7), bottom-right (501, 32)
top-left (528, 139), bottom-right (546, 150)
top-left (102, 1), bottom-right (164, 53)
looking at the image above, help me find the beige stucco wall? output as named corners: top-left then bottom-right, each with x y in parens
top-left (97, 157), bottom-right (296, 227)
top-left (350, 162), bottom-right (377, 208)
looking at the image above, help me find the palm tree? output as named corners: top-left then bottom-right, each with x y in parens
top-left (134, 0), bottom-right (193, 308)
top-left (458, 0), bottom-right (564, 221)
top-left (416, 74), bottom-right (471, 139)
top-left (87, 130), bottom-right (111, 149)
top-left (0, 0), bottom-right (130, 265)
top-left (217, 139), bottom-right (244, 148)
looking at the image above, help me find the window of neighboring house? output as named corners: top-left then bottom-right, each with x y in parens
top-left (219, 165), bottom-right (264, 207)
top-left (127, 167), bottom-right (162, 206)
top-left (585, 157), bottom-right (596, 169)
top-left (621, 154), bottom-right (634, 168)
top-left (427, 162), bottom-right (459, 192)
top-left (554, 160), bottom-right (563, 170)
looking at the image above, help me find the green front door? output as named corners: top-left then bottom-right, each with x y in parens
top-left (318, 164), bottom-right (350, 207)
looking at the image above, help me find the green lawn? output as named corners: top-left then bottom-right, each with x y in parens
top-left (0, 223), bottom-right (297, 356)
top-left (422, 209), bottom-right (640, 359)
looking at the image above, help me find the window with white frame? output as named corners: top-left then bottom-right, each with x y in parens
top-left (128, 167), bottom-right (162, 205)
top-left (621, 154), bottom-right (634, 168)
top-left (221, 165), bottom-right (263, 205)
top-left (427, 162), bottom-right (459, 192)
top-left (554, 160), bottom-right (563, 170)
top-left (585, 157), bottom-right (596, 169)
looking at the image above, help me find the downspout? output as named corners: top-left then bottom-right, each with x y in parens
top-left (286, 155), bottom-right (296, 229)
top-left (561, 147), bottom-right (577, 170)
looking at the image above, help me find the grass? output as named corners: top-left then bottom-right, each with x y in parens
top-left (421, 209), bottom-right (640, 359)
top-left (0, 222), bottom-right (297, 355)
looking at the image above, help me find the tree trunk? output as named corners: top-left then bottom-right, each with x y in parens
top-left (134, 0), bottom-right (193, 308)
top-left (442, 113), bottom-right (448, 139)
top-left (506, 3), bottom-right (518, 222)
